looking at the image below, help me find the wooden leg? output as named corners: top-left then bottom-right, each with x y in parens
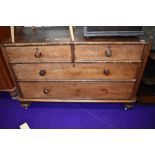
top-left (20, 101), bottom-right (31, 109)
top-left (124, 103), bottom-right (134, 110)
top-left (10, 88), bottom-right (18, 99)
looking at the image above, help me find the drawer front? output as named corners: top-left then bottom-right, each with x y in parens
top-left (75, 45), bottom-right (144, 61)
top-left (6, 46), bottom-right (71, 62)
top-left (12, 63), bottom-right (140, 81)
top-left (19, 82), bottom-right (135, 99)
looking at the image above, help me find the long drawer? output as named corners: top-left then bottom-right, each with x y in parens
top-left (75, 45), bottom-right (144, 62)
top-left (19, 81), bottom-right (135, 99)
top-left (12, 63), bottom-right (140, 81)
top-left (6, 45), bottom-right (71, 62)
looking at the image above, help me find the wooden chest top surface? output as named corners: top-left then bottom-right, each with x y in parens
top-left (1, 27), bottom-right (148, 46)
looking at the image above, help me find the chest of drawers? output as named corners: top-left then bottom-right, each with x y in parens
top-left (0, 27), bottom-right (151, 109)
top-left (1, 38), bottom-right (150, 109)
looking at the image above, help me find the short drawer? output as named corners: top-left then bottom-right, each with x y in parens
top-left (12, 63), bottom-right (140, 81)
top-left (75, 45), bottom-right (144, 61)
top-left (6, 45), bottom-right (71, 62)
top-left (19, 81), bottom-right (135, 100)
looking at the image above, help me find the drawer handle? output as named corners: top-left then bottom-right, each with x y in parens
top-left (103, 69), bottom-right (110, 76)
top-left (39, 69), bottom-right (46, 76)
top-left (105, 49), bottom-right (112, 57)
top-left (34, 48), bottom-right (41, 58)
top-left (43, 89), bottom-right (49, 94)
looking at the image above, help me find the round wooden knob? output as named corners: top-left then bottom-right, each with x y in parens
top-left (34, 48), bottom-right (41, 58)
top-left (39, 69), bottom-right (46, 76)
top-left (43, 89), bottom-right (49, 94)
top-left (105, 49), bottom-right (112, 57)
top-left (103, 68), bottom-right (110, 75)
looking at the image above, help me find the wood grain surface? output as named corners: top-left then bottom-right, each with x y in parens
top-left (6, 45), bottom-right (71, 63)
top-left (12, 63), bottom-right (140, 81)
top-left (75, 45), bottom-right (144, 61)
top-left (19, 81), bottom-right (135, 100)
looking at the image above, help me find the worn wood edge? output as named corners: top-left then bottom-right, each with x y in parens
top-left (75, 60), bottom-right (142, 63)
top-left (1, 41), bottom-right (148, 47)
top-left (18, 98), bottom-right (137, 103)
top-left (1, 42), bottom-right (72, 47)
top-left (9, 61), bottom-right (72, 64)
top-left (9, 60), bottom-right (142, 64)
top-left (16, 79), bottom-right (136, 82)
top-left (0, 86), bottom-right (16, 92)
top-left (74, 42), bottom-right (148, 45)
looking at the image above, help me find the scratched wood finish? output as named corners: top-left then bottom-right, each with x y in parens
top-left (12, 63), bottom-right (140, 81)
top-left (19, 82), bottom-right (135, 99)
top-left (75, 45), bottom-right (144, 62)
top-left (6, 45), bottom-right (72, 63)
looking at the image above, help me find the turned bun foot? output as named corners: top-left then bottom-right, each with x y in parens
top-left (10, 88), bottom-right (18, 99)
top-left (20, 101), bottom-right (31, 109)
top-left (124, 104), bottom-right (134, 110)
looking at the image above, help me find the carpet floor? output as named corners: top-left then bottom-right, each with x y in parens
top-left (0, 92), bottom-right (155, 129)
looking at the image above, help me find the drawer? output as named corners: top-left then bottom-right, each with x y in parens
top-left (6, 45), bottom-right (71, 62)
top-left (12, 63), bottom-right (140, 81)
top-left (75, 45), bottom-right (144, 61)
top-left (19, 81), bottom-right (135, 99)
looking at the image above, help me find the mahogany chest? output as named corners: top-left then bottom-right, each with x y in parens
top-left (0, 27), bottom-right (151, 109)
